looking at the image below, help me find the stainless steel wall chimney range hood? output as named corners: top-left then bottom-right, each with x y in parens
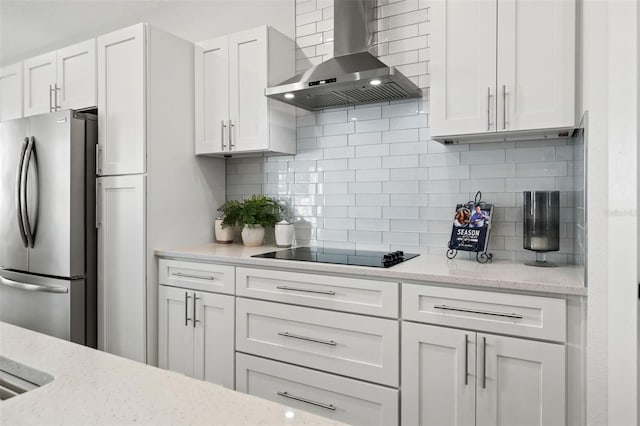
top-left (265, 0), bottom-right (423, 111)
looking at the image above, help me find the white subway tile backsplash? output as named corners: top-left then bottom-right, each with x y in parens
top-left (349, 156), bottom-right (382, 170)
top-left (516, 161), bottom-right (567, 177)
top-left (356, 169), bottom-right (390, 182)
top-left (224, 0), bottom-right (578, 260)
top-left (317, 110), bottom-right (347, 125)
top-left (355, 118), bottom-right (390, 133)
top-left (383, 128), bottom-right (420, 143)
top-left (348, 107), bottom-right (382, 121)
top-left (323, 122), bottom-right (355, 136)
top-left (389, 167), bottom-right (428, 181)
top-left (356, 218), bottom-right (390, 231)
top-left (383, 155), bottom-right (419, 168)
top-left (356, 193), bottom-right (390, 206)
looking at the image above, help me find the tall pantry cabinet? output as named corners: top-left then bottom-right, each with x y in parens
top-left (96, 23), bottom-right (225, 364)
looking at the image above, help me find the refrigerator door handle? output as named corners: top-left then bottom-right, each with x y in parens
top-left (15, 138), bottom-right (29, 248)
top-left (21, 137), bottom-right (39, 248)
top-left (0, 276), bottom-right (69, 294)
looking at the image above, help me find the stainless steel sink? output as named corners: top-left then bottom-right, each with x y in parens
top-left (0, 356), bottom-right (53, 401)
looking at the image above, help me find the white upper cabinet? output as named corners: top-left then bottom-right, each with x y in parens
top-left (0, 63), bottom-right (23, 121)
top-left (431, 0), bottom-right (497, 137)
top-left (23, 40), bottom-right (97, 117)
top-left (23, 52), bottom-right (57, 116)
top-left (497, 0), bottom-right (575, 132)
top-left (195, 26), bottom-right (296, 157)
top-left (97, 23), bottom-right (146, 176)
top-left (195, 35), bottom-right (229, 154)
top-left (431, 0), bottom-right (575, 141)
top-left (56, 39), bottom-right (97, 110)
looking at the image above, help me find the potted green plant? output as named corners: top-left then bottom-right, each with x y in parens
top-left (237, 195), bottom-right (283, 246)
top-left (214, 200), bottom-right (242, 244)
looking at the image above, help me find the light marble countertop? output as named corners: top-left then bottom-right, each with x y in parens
top-left (155, 243), bottom-right (587, 296)
top-left (0, 322), bottom-right (343, 426)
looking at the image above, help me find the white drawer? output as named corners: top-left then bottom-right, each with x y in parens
top-left (402, 284), bottom-right (566, 342)
top-left (236, 267), bottom-right (399, 318)
top-left (158, 259), bottom-right (234, 294)
top-left (236, 298), bottom-right (399, 386)
top-left (236, 353), bottom-right (399, 426)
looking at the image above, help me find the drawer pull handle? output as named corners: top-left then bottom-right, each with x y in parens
top-left (277, 391), bottom-right (336, 411)
top-left (277, 332), bottom-right (337, 346)
top-left (276, 285), bottom-right (336, 295)
top-left (173, 272), bottom-right (214, 281)
top-left (433, 304), bottom-right (523, 319)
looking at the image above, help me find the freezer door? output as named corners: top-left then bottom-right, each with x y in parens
top-left (27, 110), bottom-right (86, 278)
top-left (0, 118), bottom-right (29, 271)
top-left (0, 269), bottom-right (85, 344)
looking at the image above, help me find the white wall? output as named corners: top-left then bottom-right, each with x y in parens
top-left (581, 0), bottom-right (639, 424)
top-left (0, 0), bottom-right (294, 66)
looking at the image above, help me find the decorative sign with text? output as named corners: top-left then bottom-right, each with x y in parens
top-left (447, 192), bottom-right (494, 263)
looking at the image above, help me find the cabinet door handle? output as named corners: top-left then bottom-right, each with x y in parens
top-left (96, 181), bottom-right (101, 228)
top-left (173, 272), bottom-right (214, 280)
top-left (95, 145), bottom-right (102, 175)
top-left (464, 334), bottom-right (469, 386)
top-left (487, 87), bottom-right (492, 131)
top-left (221, 120), bottom-right (227, 151)
top-left (276, 285), bottom-right (335, 295)
top-left (277, 331), bottom-right (337, 346)
top-left (502, 84), bottom-right (507, 130)
top-left (49, 85), bottom-right (54, 112)
top-left (229, 120), bottom-right (235, 150)
top-left (277, 391), bottom-right (336, 411)
top-left (193, 292), bottom-right (200, 328)
top-left (184, 292), bottom-right (192, 326)
top-left (433, 304), bottom-right (523, 319)
top-left (482, 336), bottom-right (487, 389)
top-left (54, 83), bottom-right (61, 110)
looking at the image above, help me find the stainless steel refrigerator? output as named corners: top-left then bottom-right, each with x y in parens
top-left (0, 110), bottom-right (97, 347)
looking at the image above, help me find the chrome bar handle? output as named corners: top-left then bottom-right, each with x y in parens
top-left (433, 304), bottom-right (523, 319)
top-left (95, 145), bottom-right (102, 176)
top-left (221, 120), bottom-right (227, 151)
top-left (464, 334), bottom-right (469, 386)
top-left (54, 83), bottom-right (61, 111)
top-left (21, 137), bottom-right (37, 248)
top-left (278, 331), bottom-right (337, 346)
top-left (0, 276), bottom-right (68, 294)
top-left (276, 285), bottom-right (336, 295)
top-left (173, 272), bottom-right (214, 281)
top-left (482, 336), bottom-right (487, 389)
top-left (16, 138), bottom-right (29, 248)
top-left (502, 85), bottom-right (506, 130)
top-left (184, 292), bottom-right (191, 326)
top-left (487, 87), bottom-right (492, 130)
top-left (192, 292), bottom-right (200, 328)
top-left (96, 181), bottom-right (102, 228)
top-left (277, 392), bottom-right (336, 411)
top-left (229, 120), bottom-right (234, 150)
top-left (49, 85), bottom-right (54, 112)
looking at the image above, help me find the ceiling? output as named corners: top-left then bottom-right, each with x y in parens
top-left (0, 0), bottom-right (294, 67)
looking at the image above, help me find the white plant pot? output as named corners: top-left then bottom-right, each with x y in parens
top-left (214, 219), bottom-right (235, 244)
top-left (275, 220), bottom-right (295, 247)
top-left (241, 224), bottom-right (265, 247)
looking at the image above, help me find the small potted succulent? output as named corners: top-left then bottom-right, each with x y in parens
top-left (215, 200), bottom-right (242, 243)
top-left (237, 195), bottom-right (283, 246)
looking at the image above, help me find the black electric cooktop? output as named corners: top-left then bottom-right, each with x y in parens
top-left (252, 247), bottom-right (419, 268)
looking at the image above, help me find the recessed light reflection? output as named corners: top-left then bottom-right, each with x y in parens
top-left (370, 79), bottom-right (382, 86)
top-left (284, 93), bottom-right (295, 99)
top-left (285, 410), bottom-right (295, 419)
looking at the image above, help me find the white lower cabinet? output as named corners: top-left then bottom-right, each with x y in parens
top-left (402, 322), bottom-right (566, 426)
top-left (158, 284), bottom-right (234, 389)
top-left (236, 353), bottom-right (399, 426)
